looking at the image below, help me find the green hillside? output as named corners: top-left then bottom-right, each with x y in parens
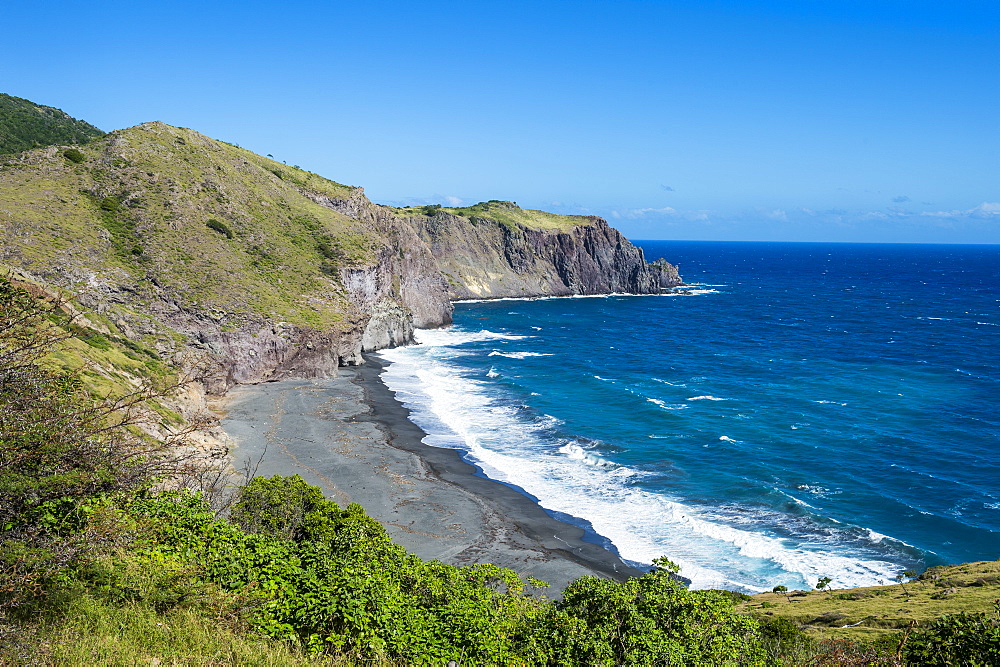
top-left (1, 121), bottom-right (371, 331)
top-left (742, 560), bottom-right (1000, 642)
top-left (0, 93), bottom-right (105, 154)
top-left (395, 199), bottom-right (591, 232)
top-left (1, 97), bottom-right (996, 664)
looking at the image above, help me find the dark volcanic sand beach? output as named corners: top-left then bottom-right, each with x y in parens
top-left (218, 355), bottom-right (642, 593)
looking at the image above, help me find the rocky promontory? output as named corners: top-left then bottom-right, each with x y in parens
top-left (0, 122), bottom-right (681, 396)
top-left (405, 200), bottom-right (681, 300)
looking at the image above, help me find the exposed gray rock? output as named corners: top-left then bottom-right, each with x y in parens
top-left (407, 211), bottom-right (681, 300)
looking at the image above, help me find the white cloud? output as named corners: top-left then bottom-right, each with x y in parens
top-left (921, 202), bottom-right (1000, 219)
top-left (758, 208), bottom-right (788, 222)
top-left (610, 206), bottom-right (678, 219)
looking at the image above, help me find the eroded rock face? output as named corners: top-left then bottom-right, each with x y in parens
top-left (1, 121), bottom-right (679, 398)
top-left (407, 212), bottom-right (681, 300)
top-left (308, 187), bottom-right (454, 358)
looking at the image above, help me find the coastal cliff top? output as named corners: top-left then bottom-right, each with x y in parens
top-left (394, 199), bottom-right (594, 232)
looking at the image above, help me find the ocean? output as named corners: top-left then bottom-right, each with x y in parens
top-left (378, 241), bottom-right (1000, 593)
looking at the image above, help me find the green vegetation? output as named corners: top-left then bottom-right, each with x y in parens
top-left (206, 218), bottom-right (234, 239)
top-left (743, 561), bottom-right (1000, 663)
top-left (1, 277), bottom-right (769, 665)
top-left (93, 193), bottom-right (145, 259)
top-left (0, 93), bottom-right (104, 155)
top-left (396, 199), bottom-right (591, 232)
top-left (0, 121), bottom-right (373, 330)
top-left (62, 148), bottom-right (85, 163)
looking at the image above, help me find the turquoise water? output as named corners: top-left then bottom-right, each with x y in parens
top-left (379, 241), bottom-right (1000, 592)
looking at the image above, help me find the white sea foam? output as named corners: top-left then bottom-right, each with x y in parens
top-left (413, 328), bottom-right (531, 346)
top-left (378, 326), bottom-right (906, 592)
top-left (647, 398), bottom-right (688, 410)
top-left (486, 367), bottom-right (499, 378)
top-left (488, 351), bottom-right (553, 359)
top-left (719, 436), bottom-right (737, 443)
top-left (652, 378), bottom-right (687, 387)
top-left (558, 441), bottom-right (615, 467)
top-left (454, 293), bottom-right (670, 304)
top-left (688, 395), bottom-right (727, 401)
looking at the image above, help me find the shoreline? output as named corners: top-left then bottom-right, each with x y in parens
top-left (219, 355), bottom-right (643, 593)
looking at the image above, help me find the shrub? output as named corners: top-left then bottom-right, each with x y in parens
top-left (758, 616), bottom-right (815, 664)
top-left (0, 279), bottom-right (194, 609)
top-left (904, 609), bottom-right (1000, 665)
top-left (62, 148), bottom-right (85, 163)
top-left (206, 219), bottom-right (234, 239)
top-left (99, 196), bottom-right (120, 212)
top-left (532, 558), bottom-right (764, 664)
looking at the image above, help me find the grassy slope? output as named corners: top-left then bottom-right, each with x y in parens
top-left (741, 560), bottom-right (1000, 643)
top-left (0, 93), bottom-right (105, 154)
top-left (394, 199), bottom-right (592, 232)
top-left (0, 122), bottom-right (379, 331)
top-left (19, 596), bottom-right (329, 667)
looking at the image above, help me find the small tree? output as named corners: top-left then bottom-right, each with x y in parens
top-left (895, 570), bottom-right (916, 597)
top-left (773, 584), bottom-right (791, 602)
top-left (62, 148), bottom-right (85, 163)
top-left (816, 576), bottom-right (833, 596)
top-left (0, 277), bottom-right (201, 609)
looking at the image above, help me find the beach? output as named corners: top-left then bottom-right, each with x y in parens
top-left (218, 355), bottom-right (642, 593)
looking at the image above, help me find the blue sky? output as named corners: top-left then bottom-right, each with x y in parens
top-left (4, 0), bottom-right (997, 242)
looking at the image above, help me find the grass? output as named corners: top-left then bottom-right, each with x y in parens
top-left (5, 596), bottom-right (331, 666)
top-left (395, 199), bottom-right (592, 232)
top-left (741, 559), bottom-right (1000, 643)
top-left (0, 121), bottom-right (379, 331)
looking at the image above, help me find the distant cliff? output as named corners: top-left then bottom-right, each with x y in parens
top-left (403, 200), bottom-right (681, 300)
top-left (0, 114), bottom-right (680, 395)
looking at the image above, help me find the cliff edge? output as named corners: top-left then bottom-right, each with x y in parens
top-left (401, 200), bottom-right (681, 300)
top-left (0, 119), bottom-right (680, 396)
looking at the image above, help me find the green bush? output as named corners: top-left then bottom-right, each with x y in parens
top-left (62, 148), bottom-right (85, 163)
top-left (206, 218), bottom-right (234, 239)
top-left (99, 196), bottom-right (121, 212)
top-left (534, 558), bottom-right (764, 664)
top-left (904, 608), bottom-right (1000, 665)
top-left (0, 280), bottom-right (183, 609)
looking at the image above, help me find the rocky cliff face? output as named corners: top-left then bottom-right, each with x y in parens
top-left (406, 203), bottom-right (682, 300)
top-left (0, 124), bottom-right (679, 398)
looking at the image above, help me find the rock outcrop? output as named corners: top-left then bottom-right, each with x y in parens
top-left (0, 124), bottom-right (680, 397)
top-left (406, 203), bottom-right (682, 300)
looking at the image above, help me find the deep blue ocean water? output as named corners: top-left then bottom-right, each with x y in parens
top-left (379, 241), bottom-right (1000, 592)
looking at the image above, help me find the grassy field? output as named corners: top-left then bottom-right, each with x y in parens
top-left (741, 560), bottom-right (1000, 643)
top-left (1, 122), bottom-right (378, 331)
top-left (395, 199), bottom-right (594, 232)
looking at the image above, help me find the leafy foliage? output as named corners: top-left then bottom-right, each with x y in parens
top-left (206, 218), bottom-right (234, 239)
top-left (0, 93), bottom-right (104, 155)
top-left (0, 279), bottom-right (193, 609)
top-left (904, 605), bottom-right (1000, 665)
top-left (62, 147), bottom-right (85, 163)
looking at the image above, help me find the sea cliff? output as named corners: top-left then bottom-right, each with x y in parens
top-left (0, 122), bottom-right (680, 395)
